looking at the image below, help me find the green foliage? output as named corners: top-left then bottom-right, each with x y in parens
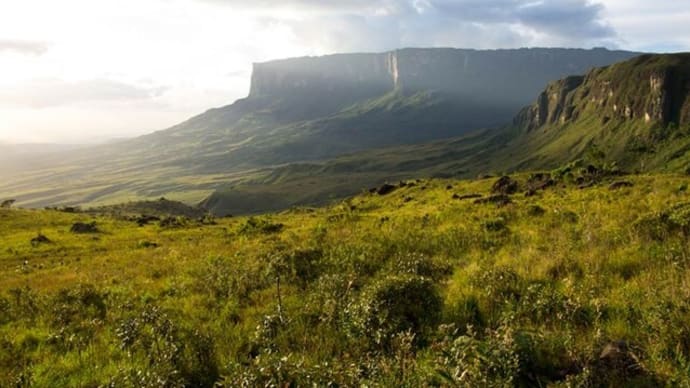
top-left (2, 174), bottom-right (690, 385)
top-left (633, 202), bottom-right (690, 240)
top-left (238, 217), bottom-right (284, 234)
top-left (351, 275), bottom-right (443, 348)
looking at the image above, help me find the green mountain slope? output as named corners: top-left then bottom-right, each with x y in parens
top-left (0, 48), bottom-right (638, 210)
top-left (505, 53), bottom-right (690, 172)
top-left (201, 53), bottom-right (690, 215)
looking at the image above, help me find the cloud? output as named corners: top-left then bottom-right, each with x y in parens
top-left (0, 78), bottom-right (168, 108)
top-left (208, 0), bottom-right (617, 53)
top-left (0, 39), bottom-right (50, 55)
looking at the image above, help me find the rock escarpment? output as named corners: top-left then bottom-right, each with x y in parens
top-left (515, 53), bottom-right (690, 131)
top-left (249, 48), bottom-right (640, 115)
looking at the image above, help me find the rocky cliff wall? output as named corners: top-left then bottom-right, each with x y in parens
top-left (515, 53), bottom-right (690, 131)
top-left (248, 48), bottom-right (641, 109)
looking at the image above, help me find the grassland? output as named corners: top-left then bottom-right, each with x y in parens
top-left (2, 170), bottom-right (690, 386)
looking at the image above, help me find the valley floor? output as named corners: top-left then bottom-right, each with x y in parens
top-left (1, 171), bottom-right (690, 386)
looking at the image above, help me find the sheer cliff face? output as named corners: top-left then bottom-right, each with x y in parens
top-left (249, 53), bottom-right (396, 100)
top-left (248, 48), bottom-right (640, 110)
top-left (516, 53), bottom-right (690, 132)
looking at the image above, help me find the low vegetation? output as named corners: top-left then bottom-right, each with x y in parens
top-left (2, 170), bottom-right (690, 386)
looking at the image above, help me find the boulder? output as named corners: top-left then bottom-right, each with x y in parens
top-left (474, 194), bottom-right (512, 206)
top-left (491, 176), bottom-right (519, 195)
top-left (377, 184), bottom-right (397, 195)
top-left (609, 181), bottom-right (634, 190)
top-left (453, 193), bottom-right (482, 200)
top-left (30, 233), bottom-right (51, 246)
top-left (70, 222), bottom-right (99, 234)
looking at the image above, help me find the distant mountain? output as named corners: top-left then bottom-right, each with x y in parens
top-left (0, 47), bottom-right (641, 211)
top-left (135, 47), bottom-right (639, 169)
top-left (203, 53), bottom-right (690, 215)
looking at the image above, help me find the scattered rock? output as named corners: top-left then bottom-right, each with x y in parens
top-left (583, 164), bottom-right (600, 177)
top-left (596, 341), bottom-right (644, 379)
top-left (70, 221), bottom-right (99, 234)
top-left (376, 184), bottom-right (398, 196)
top-left (491, 176), bottom-right (519, 195)
top-left (31, 233), bottom-right (52, 246)
top-left (138, 241), bottom-right (159, 249)
top-left (135, 215), bottom-right (160, 226)
top-left (526, 173), bottom-right (555, 191)
top-left (453, 193), bottom-right (482, 200)
top-left (482, 218), bottom-right (507, 232)
top-left (527, 205), bottom-right (546, 216)
top-left (609, 181), bottom-right (634, 190)
top-left (474, 194), bottom-right (512, 206)
top-left (446, 185), bottom-right (454, 190)
top-left (159, 216), bottom-right (188, 228)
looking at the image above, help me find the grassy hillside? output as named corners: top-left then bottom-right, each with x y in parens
top-left (3, 171), bottom-right (690, 386)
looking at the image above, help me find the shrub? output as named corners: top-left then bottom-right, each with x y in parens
top-left (286, 249), bottom-right (324, 287)
top-left (482, 217), bottom-right (508, 232)
top-left (527, 205), bottom-right (546, 217)
top-left (351, 275), bottom-right (443, 349)
top-left (386, 252), bottom-right (452, 281)
top-left (47, 285), bottom-right (107, 352)
top-left (435, 324), bottom-right (521, 387)
top-left (633, 202), bottom-right (690, 241)
top-left (238, 217), bottom-right (284, 235)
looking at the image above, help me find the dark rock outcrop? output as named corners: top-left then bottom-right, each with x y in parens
top-left (70, 222), bottom-right (99, 234)
top-left (491, 176), bottom-right (519, 195)
top-left (376, 184), bottom-right (398, 196)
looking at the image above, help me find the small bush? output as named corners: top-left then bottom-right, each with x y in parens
top-left (482, 217), bottom-right (508, 232)
top-left (527, 205), bottom-right (546, 216)
top-left (633, 202), bottom-right (690, 240)
top-left (238, 217), bottom-right (284, 235)
top-left (352, 275), bottom-right (443, 348)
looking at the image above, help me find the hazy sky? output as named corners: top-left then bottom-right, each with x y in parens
top-left (1, 0), bottom-right (688, 144)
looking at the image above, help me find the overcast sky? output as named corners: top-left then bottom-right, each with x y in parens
top-left (1, 0), bottom-right (688, 143)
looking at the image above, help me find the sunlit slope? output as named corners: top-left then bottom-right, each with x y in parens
top-left (2, 172), bottom-right (690, 385)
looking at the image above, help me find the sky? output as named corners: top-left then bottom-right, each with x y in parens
top-left (0, 0), bottom-right (689, 144)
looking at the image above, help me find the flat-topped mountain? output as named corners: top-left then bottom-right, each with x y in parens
top-left (0, 47), bottom-right (641, 211)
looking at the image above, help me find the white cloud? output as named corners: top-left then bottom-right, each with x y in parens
top-left (0, 39), bottom-right (49, 55)
top-left (0, 0), bottom-right (688, 143)
top-left (0, 78), bottom-right (168, 108)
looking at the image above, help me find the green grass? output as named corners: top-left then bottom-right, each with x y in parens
top-left (2, 172), bottom-right (690, 386)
